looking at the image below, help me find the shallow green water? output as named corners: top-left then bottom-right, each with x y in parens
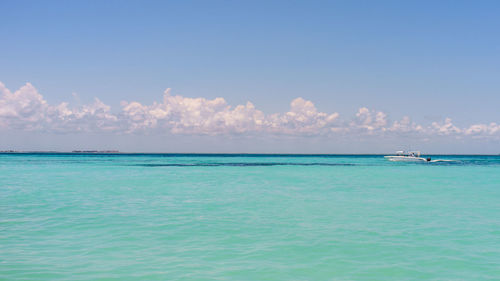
top-left (1, 154), bottom-right (499, 280)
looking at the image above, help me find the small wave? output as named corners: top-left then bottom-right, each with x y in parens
top-left (131, 162), bottom-right (356, 167)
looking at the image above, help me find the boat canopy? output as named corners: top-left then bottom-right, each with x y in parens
top-left (395, 151), bottom-right (421, 157)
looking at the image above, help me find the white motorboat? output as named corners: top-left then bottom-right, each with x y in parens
top-left (384, 151), bottom-right (431, 162)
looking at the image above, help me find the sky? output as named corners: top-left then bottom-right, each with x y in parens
top-left (1, 0), bottom-right (499, 153)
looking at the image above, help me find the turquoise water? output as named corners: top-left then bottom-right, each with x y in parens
top-left (1, 154), bottom-right (499, 280)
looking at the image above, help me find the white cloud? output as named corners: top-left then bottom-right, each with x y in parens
top-left (267, 98), bottom-right (340, 134)
top-left (120, 89), bottom-right (267, 134)
top-left (464, 122), bottom-right (500, 136)
top-left (0, 82), bottom-right (499, 139)
top-left (0, 82), bottom-right (49, 130)
top-left (388, 116), bottom-right (424, 133)
top-left (120, 92), bottom-right (339, 135)
top-left (0, 82), bottom-right (117, 132)
top-left (351, 107), bottom-right (388, 132)
top-left (431, 118), bottom-right (462, 135)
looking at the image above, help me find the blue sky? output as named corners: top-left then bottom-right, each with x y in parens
top-left (1, 1), bottom-right (499, 153)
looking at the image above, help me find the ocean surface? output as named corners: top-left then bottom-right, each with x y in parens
top-left (1, 153), bottom-right (499, 280)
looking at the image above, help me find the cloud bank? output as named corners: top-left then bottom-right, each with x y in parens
top-left (1, 82), bottom-right (499, 139)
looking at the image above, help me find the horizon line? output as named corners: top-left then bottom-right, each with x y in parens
top-left (1, 151), bottom-right (499, 156)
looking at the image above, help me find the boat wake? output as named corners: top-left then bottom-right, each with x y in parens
top-left (429, 159), bottom-right (455, 163)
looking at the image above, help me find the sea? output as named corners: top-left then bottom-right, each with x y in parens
top-left (1, 153), bottom-right (499, 280)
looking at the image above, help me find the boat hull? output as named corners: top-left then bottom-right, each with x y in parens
top-left (384, 156), bottom-right (427, 162)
